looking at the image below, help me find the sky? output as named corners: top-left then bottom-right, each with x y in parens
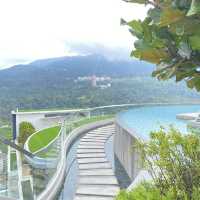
top-left (0, 0), bottom-right (148, 68)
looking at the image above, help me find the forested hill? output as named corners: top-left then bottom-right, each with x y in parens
top-left (0, 54), bottom-right (154, 80)
top-left (0, 54), bottom-right (200, 124)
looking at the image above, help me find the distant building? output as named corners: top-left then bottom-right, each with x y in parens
top-left (91, 75), bottom-right (97, 87)
top-left (99, 83), bottom-right (111, 89)
top-left (75, 75), bottom-right (112, 88)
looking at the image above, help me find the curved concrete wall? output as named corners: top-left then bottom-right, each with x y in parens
top-left (114, 120), bottom-right (142, 181)
top-left (114, 118), bottom-right (152, 190)
top-left (37, 118), bottom-right (114, 200)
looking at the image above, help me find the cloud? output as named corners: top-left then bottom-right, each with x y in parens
top-left (66, 43), bottom-right (132, 60)
top-left (0, 0), bottom-right (148, 68)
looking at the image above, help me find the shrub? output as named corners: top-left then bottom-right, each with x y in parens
top-left (136, 126), bottom-right (200, 200)
top-left (116, 127), bottom-right (200, 199)
top-left (18, 121), bottom-right (35, 144)
top-left (116, 182), bottom-right (176, 200)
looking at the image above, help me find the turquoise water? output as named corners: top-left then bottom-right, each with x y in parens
top-left (118, 105), bottom-right (200, 140)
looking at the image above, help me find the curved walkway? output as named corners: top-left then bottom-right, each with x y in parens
top-left (75, 125), bottom-right (119, 200)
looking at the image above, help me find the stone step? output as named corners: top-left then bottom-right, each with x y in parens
top-left (77, 149), bottom-right (104, 154)
top-left (86, 133), bottom-right (109, 137)
top-left (74, 194), bottom-right (114, 200)
top-left (76, 185), bottom-right (120, 197)
top-left (80, 139), bottom-right (105, 143)
top-left (90, 129), bottom-right (115, 133)
top-left (79, 175), bottom-right (118, 185)
top-left (84, 136), bottom-right (107, 143)
top-left (83, 136), bottom-right (108, 140)
top-left (79, 162), bottom-right (111, 170)
top-left (86, 133), bottom-right (110, 137)
top-left (95, 129), bottom-right (115, 132)
top-left (88, 131), bottom-right (111, 135)
top-left (77, 153), bottom-right (106, 158)
top-left (79, 169), bottom-right (114, 176)
top-left (78, 145), bottom-right (104, 149)
top-left (79, 142), bottom-right (105, 146)
top-left (77, 158), bottom-right (108, 164)
top-left (75, 125), bottom-right (118, 200)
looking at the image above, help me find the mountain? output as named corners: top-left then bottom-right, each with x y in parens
top-left (0, 54), bottom-right (199, 123)
top-left (0, 55), bottom-right (154, 79)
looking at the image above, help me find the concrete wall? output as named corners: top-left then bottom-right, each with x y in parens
top-left (114, 120), bottom-right (142, 181)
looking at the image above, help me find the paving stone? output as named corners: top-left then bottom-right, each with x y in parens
top-left (76, 185), bottom-right (120, 196)
top-left (75, 125), bottom-right (119, 200)
top-left (79, 142), bottom-right (105, 146)
top-left (77, 153), bottom-right (106, 158)
top-left (84, 135), bottom-right (108, 140)
top-left (80, 139), bottom-right (105, 143)
top-left (77, 157), bottom-right (107, 164)
top-left (79, 175), bottom-right (118, 185)
top-left (77, 149), bottom-right (104, 154)
top-left (79, 162), bottom-right (111, 170)
top-left (78, 145), bottom-right (104, 149)
top-left (79, 169), bottom-right (114, 176)
top-left (86, 133), bottom-right (110, 137)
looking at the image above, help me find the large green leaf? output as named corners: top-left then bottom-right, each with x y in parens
top-left (159, 7), bottom-right (185, 27)
top-left (189, 35), bottom-right (200, 50)
top-left (143, 23), bottom-right (152, 42)
top-left (187, 77), bottom-right (200, 91)
top-left (131, 48), bottom-right (169, 64)
top-left (128, 20), bottom-right (143, 34)
top-left (169, 18), bottom-right (200, 35)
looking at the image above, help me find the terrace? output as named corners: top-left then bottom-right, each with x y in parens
top-left (0, 103), bottom-right (199, 200)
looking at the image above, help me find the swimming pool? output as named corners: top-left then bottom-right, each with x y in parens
top-left (117, 104), bottom-right (200, 140)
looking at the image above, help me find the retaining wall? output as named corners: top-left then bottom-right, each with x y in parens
top-left (114, 120), bottom-right (142, 181)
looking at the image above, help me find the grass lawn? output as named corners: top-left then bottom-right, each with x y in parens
top-left (28, 126), bottom-right (61, 153)
top-left (72, 115), bottom-right (114, 128)
top-left (10, 152), bottom-right (17, 171)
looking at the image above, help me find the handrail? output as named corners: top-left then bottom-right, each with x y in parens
top-left (13, 102), bottom-right (200, 115)
top-left (37, 119), bottom-right (114, 200)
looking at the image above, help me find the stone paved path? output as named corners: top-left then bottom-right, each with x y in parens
top-left (74, 125), bottom-right (119, 200)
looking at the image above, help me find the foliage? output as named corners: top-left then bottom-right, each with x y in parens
top-left (136, 126), bottom-right (200, 200)
top-left (122, 0), bottom-right (200, 91)
top-left (1, 77), bottom-right (200, 124)
top-left (116, 182), bottom-right (175, 200)
top-left (18, 121), bottom-right (35, 145)
top-left (28, 126), bottom-right (60, 153)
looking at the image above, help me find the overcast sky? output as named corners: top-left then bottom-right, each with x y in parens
top-left (0, 0), bottom-right (147, 68)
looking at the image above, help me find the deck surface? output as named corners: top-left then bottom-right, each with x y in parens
top-left (74, 125), bottom-right (119, 200)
